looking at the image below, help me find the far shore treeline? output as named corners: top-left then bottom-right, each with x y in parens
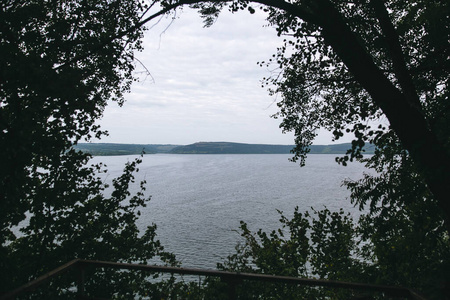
top-left (73, 141), bottom-right (375, 156)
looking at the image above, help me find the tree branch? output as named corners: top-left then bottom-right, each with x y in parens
top-left (53, 0), bottom-right (198, 71)
top-left (369, 0), bottom-right (423, 115)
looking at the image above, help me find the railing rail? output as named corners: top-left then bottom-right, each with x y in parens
top-left (0, 259), bottom-right (427, 300)
top-left (0, 259), bottom-right (81, 300)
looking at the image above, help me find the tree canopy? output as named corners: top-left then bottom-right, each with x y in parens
top-left (0, 1), bottom-right (178, 297)
top-left (145, 0), bottom-right (450, 227)
top-left (1, 0), bottom-right (145, 242)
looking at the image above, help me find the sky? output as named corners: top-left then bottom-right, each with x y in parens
top-left (97, 6), bottom-right (344, 146)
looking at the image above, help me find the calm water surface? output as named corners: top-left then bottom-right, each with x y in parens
top-left (92, 154), bottom-right (370, 269)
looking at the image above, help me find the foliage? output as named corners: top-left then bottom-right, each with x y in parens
top-left (345, 146), bottom-right (450, 299)
top-left (0, 0), bottom-right (178, 297)
top-left (3, 152), bottom-right (178, 298)
top-left (212, 208), bottom-right (365, 299)
top-left (1, 0), bottom-right (146, 238)
top-left (261, 0), bottom-right (450, 233)
top-left (258, 0), bottom-right (450, 163)
top-left (216, 199), bottom-right (449, 299)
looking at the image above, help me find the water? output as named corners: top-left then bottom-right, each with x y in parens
top-left (92, 154), bottom-right (370, 269)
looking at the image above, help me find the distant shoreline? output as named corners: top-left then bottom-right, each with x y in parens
top-left (73, 142), bottom-right (374, 156)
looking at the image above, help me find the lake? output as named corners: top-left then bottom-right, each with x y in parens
top-left (91, 154), bottom-right (370, 269)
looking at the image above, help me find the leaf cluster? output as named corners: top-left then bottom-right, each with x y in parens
top-left (0, 1), bottom-right (180, 297)
top-left (215, 208), bottom-right (370, 299)
top-left (344, 144), bottom-right (450, 299)
top-left (0, 0), bottom-right (147, 237)
top-left (256, 0), bottom-right (449, 165)
top-left (2, 152), bottom-right (177, 298)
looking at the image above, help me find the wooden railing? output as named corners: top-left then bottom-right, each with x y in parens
top-left (0, 259), bottom-right (427, 300)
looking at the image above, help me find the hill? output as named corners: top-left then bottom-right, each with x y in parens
top-left (170, 142), bottom-right (374, 154)
top-left (73, 143), bottom-right (179, 156)
top-left (73, 142), bottom-right (374, 156)
top-left (170, 142), bottom-right (293, 154)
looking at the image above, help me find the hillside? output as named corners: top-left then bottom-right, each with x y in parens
top-left (73, 143), bottom-right (179, 156)
top-left (170, 142), bottom-right (293, 154)
top-left (73, 142), bottom-right (374, 156)
top-left (170, 142), bottom-right (374, 154)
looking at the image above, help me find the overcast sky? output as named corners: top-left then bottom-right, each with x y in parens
top-left (97, 7), bottom-right (344, 145)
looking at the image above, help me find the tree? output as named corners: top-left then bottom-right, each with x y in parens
top-left (0, 1), bottom-right (178, 297)
top-left (1, 0), bottom-right (144, 237)
top-left (215, 208), bottom-right (374, 299)
top-left (147, 0), bottom-right (450, 227)
top-left (214, 198), bottom-right (449, 299)
top-left (4, 153), bottom-right (179, 298)
top-left (252, 0), bottom-right (450, 229)
top-left (344, 146), bottom-right (450, 299)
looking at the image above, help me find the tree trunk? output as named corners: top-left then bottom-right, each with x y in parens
top-left (305, 0), bottom-right (450, 230)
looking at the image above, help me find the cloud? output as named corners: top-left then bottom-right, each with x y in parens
top-left (97, 7), bottom-right (344, 145)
